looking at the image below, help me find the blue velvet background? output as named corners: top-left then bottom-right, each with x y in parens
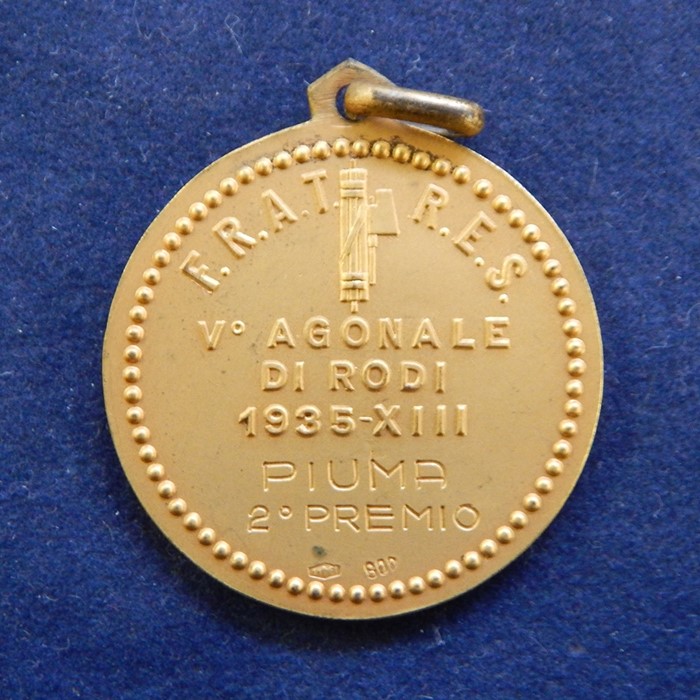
top-left (1, 1), bottom-right (698, 698)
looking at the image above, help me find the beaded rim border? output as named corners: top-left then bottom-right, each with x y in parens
top-left (120, 136), bottom-right (588, 605)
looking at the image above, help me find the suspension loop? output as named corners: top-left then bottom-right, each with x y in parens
top-left (344, 81), bottom-right (485, 138)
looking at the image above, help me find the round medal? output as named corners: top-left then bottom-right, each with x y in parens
top-left (103, 61), bottom-right (603, 618)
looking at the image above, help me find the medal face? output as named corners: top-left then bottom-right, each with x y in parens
top-left (103, 63), bottom-right (602, 619)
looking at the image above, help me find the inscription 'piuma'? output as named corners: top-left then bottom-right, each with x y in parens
top-left (262, 457), bottom-right (447, 492)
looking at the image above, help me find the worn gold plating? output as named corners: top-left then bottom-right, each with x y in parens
top-left (103, 61), bottom-right (603, 619)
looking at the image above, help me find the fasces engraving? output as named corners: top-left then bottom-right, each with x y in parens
top-left (338, 165), bottom-right (399, 311)
top-left (105, 123), bottom-right (601, 619)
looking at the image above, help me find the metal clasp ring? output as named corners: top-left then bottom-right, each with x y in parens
top-left (344, 81), bottom-right (484, 138)
top-left (307, 60), bottom-right (484, 139)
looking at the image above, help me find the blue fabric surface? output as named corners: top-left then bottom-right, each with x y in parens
top-left (1, 1), bottom-right (698, 698)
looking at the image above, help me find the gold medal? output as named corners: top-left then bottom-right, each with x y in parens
top-left (103, 61), bottom-right (603, 619)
